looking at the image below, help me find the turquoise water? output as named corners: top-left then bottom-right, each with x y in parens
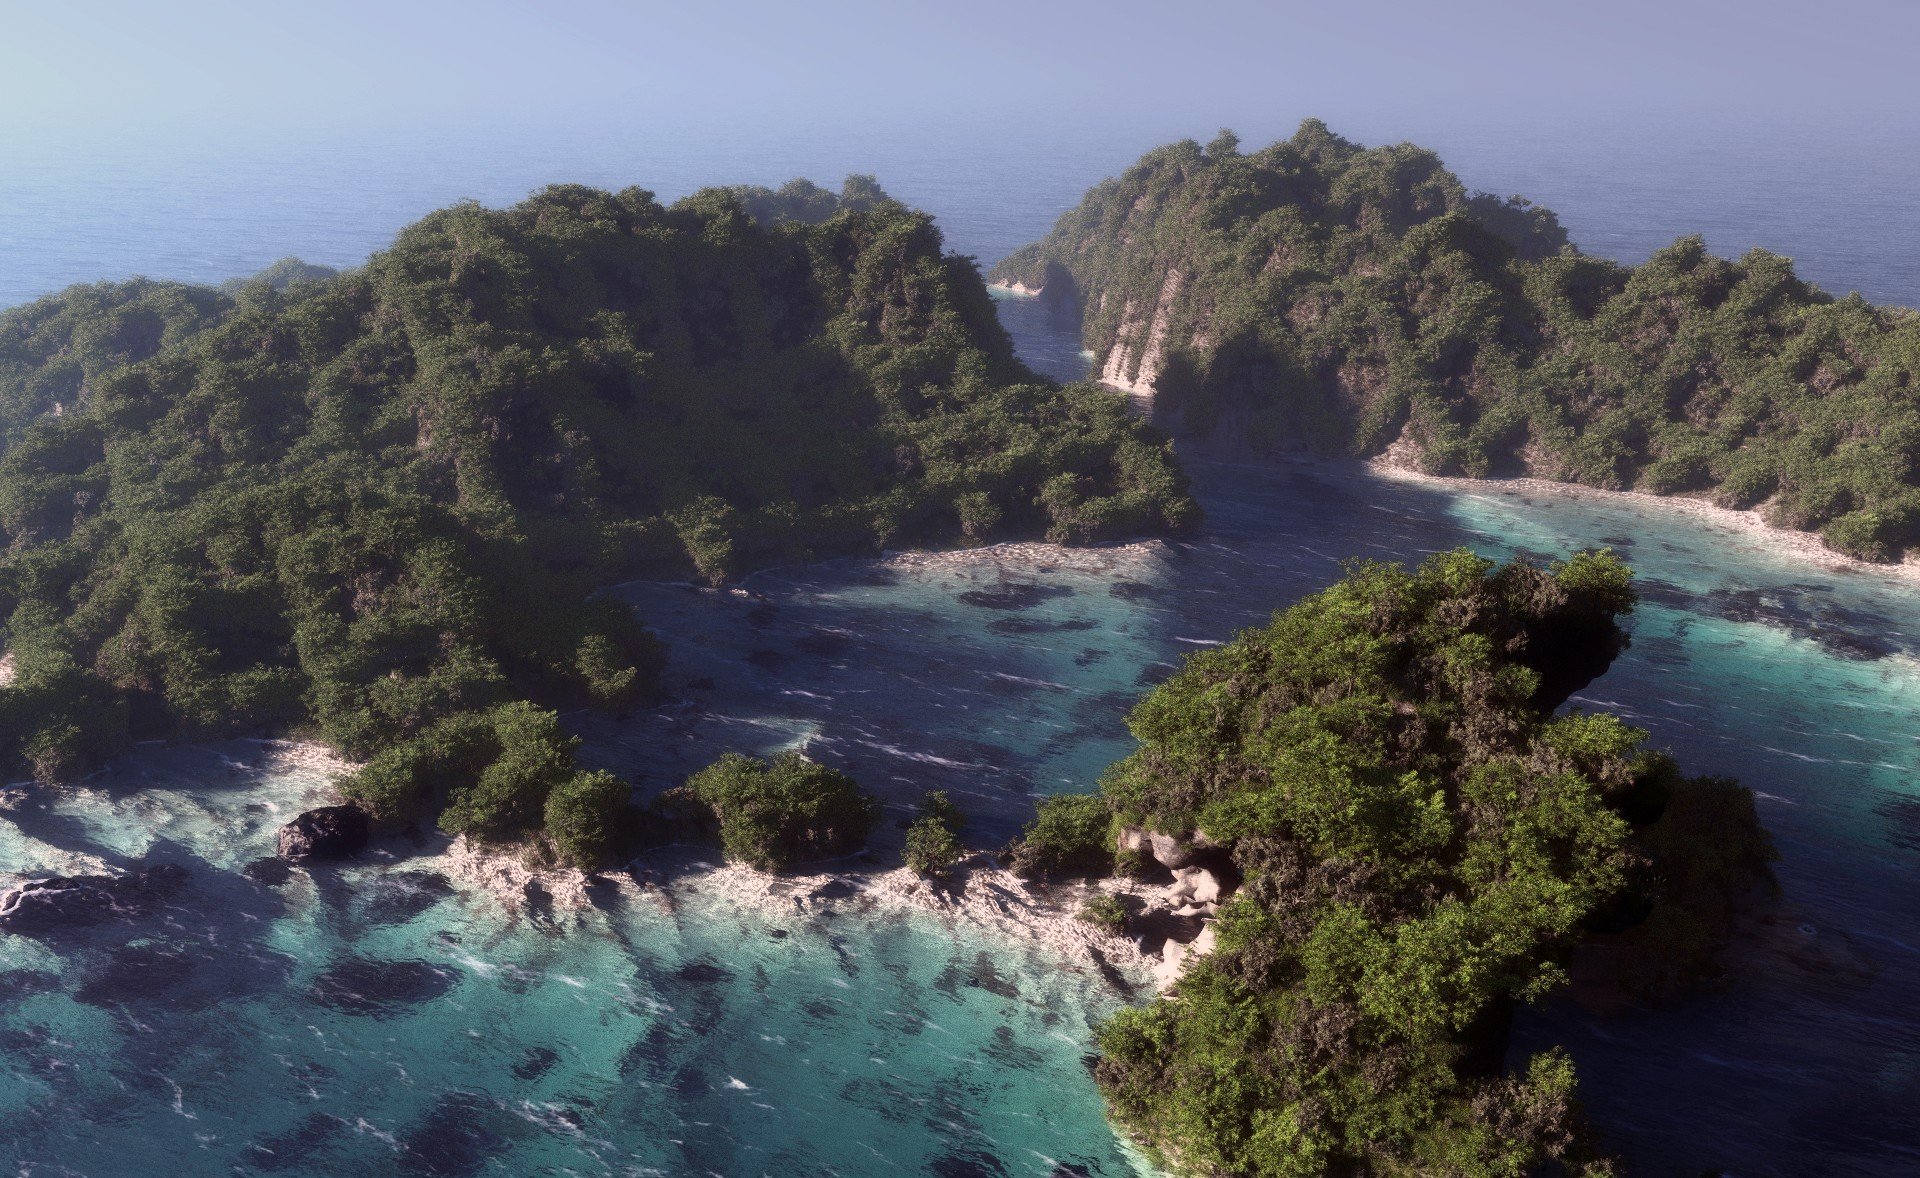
top-left (0, 746), bottom-right (1145, 1175)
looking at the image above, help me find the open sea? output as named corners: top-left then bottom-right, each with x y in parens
top-left (3, 112), bottom-right (1919, 1175)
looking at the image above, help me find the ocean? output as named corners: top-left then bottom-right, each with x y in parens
top-left (3, 111), bottom-right (1919, 1175)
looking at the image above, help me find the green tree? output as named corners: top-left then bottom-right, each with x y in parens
top-left (685, 751), bottom-right (877, 872)
top-left (903, 789), bottom-right (963, 876)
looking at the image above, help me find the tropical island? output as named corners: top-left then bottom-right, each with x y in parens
top-left (0, 170), bottom-right (1782, 1176)
top-left (0, 176), bottom-right (1193, 850)
top-left (1001, 548), bottom-right (1774, 1175)
top-left (991, 119), bottom-right (1920, 565)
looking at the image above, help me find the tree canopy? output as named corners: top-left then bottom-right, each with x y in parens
top-left (1081, 550), bottom-right (1773, 1175)
top-left (0, 178), bottom-right (1194, 864)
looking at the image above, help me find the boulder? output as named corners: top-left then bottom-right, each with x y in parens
top-left (1153, 921), bottom-right (1219, 990)
top-left (1116, 826), bottom-right (1150, 856)
top-left (0, 863), bottom-right (189, 935)
top-left (276, 804), bottom-right (372, 861)
top-left (1147, 830), bottom-right (1200, 870)
top-left (1168, 865), bottom-right (1224, 906)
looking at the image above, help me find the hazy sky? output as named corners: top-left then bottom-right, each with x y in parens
top-left (5, 0), bottom-right (1917, 136)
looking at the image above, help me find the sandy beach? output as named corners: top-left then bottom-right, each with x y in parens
top-left (1361, 454), bottom-right (1920, 586)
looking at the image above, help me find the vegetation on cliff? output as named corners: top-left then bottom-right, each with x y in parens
top-left (1065, 550), bottom-right (1772, 1175)
top-left (0, 177), bottom-right (1194, 863)
top-left (994, 119), bottom-right (1920, 561)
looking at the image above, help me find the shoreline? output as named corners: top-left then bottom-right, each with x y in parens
top-left (1363, 455), bottom-right (1920, 585)
top-left (987, 280), bottom-right (1042, 298)
top-left (432, 833), bottom-right (1157, 995)
top-left (238, 741), bottom-right (1158, 994)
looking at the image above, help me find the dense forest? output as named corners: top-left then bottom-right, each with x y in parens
top-left (1011, 550), bottom-right (1773, 1175)
top-left (993, 120), bottom-right (1920, 562)
top-left (0, 177), bottom-right (1194, 859)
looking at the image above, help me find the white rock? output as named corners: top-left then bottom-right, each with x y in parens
top-left (1170, 866), bottom-right (1222, 906)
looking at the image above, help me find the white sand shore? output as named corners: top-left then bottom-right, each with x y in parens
top-left (1363, 455), bottom-right (1920, 585)
top-left (250, 737), bottom-right (359, 777)
top-left (882, 536), bottom-right (1174, 577)
top-left (987, 280), bottom-right (1042, 297)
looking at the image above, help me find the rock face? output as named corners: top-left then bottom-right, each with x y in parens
top-left (1154, 923), bottom-right (1219, 990)
top-left (276, 805), bottom-right (372, 861)
top-left (0, 864), bottom-right (189, 935)
top-left (1169, 865), bottom-right (1224, 907)
top-left (1115, 826), bottom-right (1240, 989)
top-left (1147, 830), bottom-right (1201, 870)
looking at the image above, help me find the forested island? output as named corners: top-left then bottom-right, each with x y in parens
top-left (1007, 550), bottom-right (1774, 1175)
top-left (992, 120), bottom-right (1920, 563)
top-left (0, 177), bottom-right (1193, 854)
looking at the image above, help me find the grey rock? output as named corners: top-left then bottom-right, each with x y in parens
top-left (0, 863), bottom-right (189, 935)
top-left (276, 805), bottom-right (371, 861)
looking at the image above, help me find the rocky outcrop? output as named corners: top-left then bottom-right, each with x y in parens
top-left (1099, 268), bottom-right (1186, 409)
top-left (276, 804), bottom-right (371, 861)
top-left (0, 863), bottom-right (189, 935)
top-left (1116, 826), bottom-right (1238, 989)
top-left (1154, 922), bottom-right (1218, 990)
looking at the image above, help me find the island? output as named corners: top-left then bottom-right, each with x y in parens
top-left (0, 176), bottom-right (1195, 860)
top-left (992, 120), bottom-right (1920, 565)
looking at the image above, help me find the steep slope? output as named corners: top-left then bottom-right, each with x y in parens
top-left (994, 120), bottom-right (1920, 562)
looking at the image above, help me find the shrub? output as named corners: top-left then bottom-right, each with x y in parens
top-left (904, 789), bottom-right (964, 876)
top-left (543, 770), bottom-right (631, 868)
top-left (0, 179), bottom-right (1196, 787)
top-left (1078, 893), bottom-right (1127, 934)
top-left (1084, 551), bottom-right (1771, 1175)
top-left (1007, 792), bottom-right (1114, 879)
top-left (685, 751), bottom-right (877, 872)
top-left (993, 117), bottom-right (1920, 565)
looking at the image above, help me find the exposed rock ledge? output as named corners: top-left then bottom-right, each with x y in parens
top-left (228, 741), bottom-right (1187, 995)
top-left (435, 838), bottom-right (1157, 993)
top-left (0, 652), bottom-right (14, 688)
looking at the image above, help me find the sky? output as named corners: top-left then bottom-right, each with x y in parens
top-left (3, 0), bottom-right (1917, 311)
top-left (4, 0), bottom-right (1918, 137)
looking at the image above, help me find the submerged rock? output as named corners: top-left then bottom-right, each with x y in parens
top-left (0, 863), bottom-right (189, 935)
top-left (276, 804), bottom-right (371, 861)
top-left (512, 1046), bottom-right (559, 1081)
top-left (244, 857), bottom-right (295, 885)
top-left (242, 1112), bottom-right (351, 1172)
top-left (956, 582), bottom-right (1072, 610)
top-left (356, 870), bottom-right (455, 926)
top-left (308, 956), bottom-right (456, 1015)
top-left (400, 1091), bottom-right (512, 1176)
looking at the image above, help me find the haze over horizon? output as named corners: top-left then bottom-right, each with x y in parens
top-left (6, 0), bottom-right (1917, 136)
top-left (3, 0), bottom-right (1918, 310)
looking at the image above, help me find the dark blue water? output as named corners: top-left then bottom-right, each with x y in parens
top-left (4, 115), bottom-right (1920, 1175)
top-left (3, 112), bottom-right (1918, 309)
